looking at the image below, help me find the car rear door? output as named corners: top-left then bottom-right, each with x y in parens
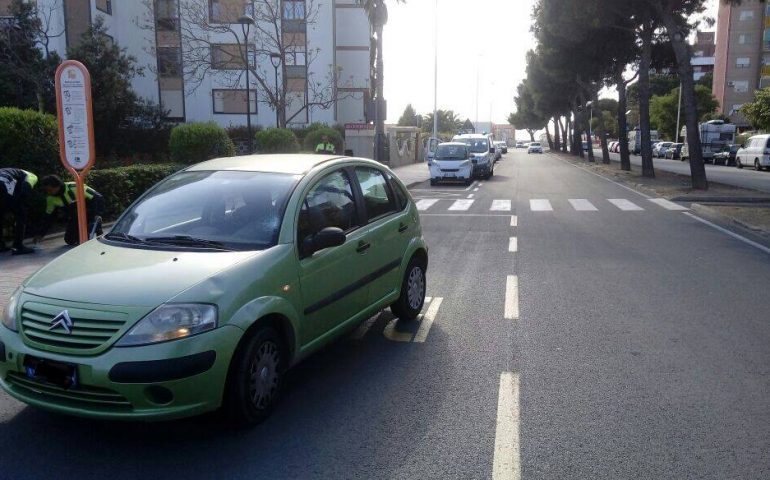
top-left (352, 165), bottom-right (411, 306)
top-left (297, 168), bottom-right (370, 344)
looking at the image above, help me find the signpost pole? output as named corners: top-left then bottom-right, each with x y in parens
top-left (55, 60), bottom-right (96, 245)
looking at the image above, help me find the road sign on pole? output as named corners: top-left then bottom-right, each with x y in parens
top-left (55, 60), bottom-right (96, 245)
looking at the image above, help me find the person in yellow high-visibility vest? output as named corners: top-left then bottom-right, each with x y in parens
top-left (0, 168), bottom-right (38, 255)
top-left (37, 175), bottom-right (105, 246)
top-left (315, 135), bottom-right (336, 155)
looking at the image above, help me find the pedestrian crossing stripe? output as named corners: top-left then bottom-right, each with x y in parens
top-left (529, 199), bottom-right (553, 211)
top-left (449, 199), bottom-right (474, 211)
top-left (608, 199), bottom-right (644, 211)
top-left (491, 200), bottom-right (512, 211)
top-left (648, 198), bottom-right (689, 211)
top-left (414, 198), bottom-right (687, 213)
top-left (568, 199), bottom-right (598, 211)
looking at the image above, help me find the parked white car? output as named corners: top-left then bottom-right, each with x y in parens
top-left (429, 142), bottom-right (474, 186)
top-left (528, 142), bottom-right (544, 154)
top-left (653, 142), bottom-right (673, 158)
top-left (736, 134), bottom-right (770, 171)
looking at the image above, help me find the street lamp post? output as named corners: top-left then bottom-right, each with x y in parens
top-left (270, 53), bottom-right (282, 128)
top-left (237, 15), bottom-right (256, 153)
top-left (432, 0), bottom-right (438, 143)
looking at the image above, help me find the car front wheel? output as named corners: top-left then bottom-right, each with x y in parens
top-left (737, 158), bottom-right (743, 169)
top-left (756, 159), bottom-right (763, 171)
top-left (223, 326), bottom-right (285, 426)
top-left (391, 256), bottom-right (427, 321)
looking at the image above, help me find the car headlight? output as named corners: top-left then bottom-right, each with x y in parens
top-left (2, 287), bottom-right (22, 332)
top-left (116, 303), bottom-right (218, 347)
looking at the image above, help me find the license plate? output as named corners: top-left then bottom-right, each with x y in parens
top-left (24, 355), bottom-right (79, 389)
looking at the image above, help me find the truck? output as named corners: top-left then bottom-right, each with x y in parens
top-left (627, 128), bottom-right (660, 155)
top-left (680, 120), bottom-right (737, 163)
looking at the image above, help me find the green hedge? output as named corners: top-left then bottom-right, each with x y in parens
top-left (303, 127), bottom-right (344, 154)
top-left (255, 128), bottom-right (300, 153)
top-left (0, 107), bottom-right (60, 174)
top-left (88, 163), bottom-right (184, 218)
top-left (169, 122), bottom-right (236, 164)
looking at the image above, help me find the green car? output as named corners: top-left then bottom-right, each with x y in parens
top-left (0, 155), bottom-right (428, 425)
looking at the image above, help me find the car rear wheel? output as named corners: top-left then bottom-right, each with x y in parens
top-left (737, 158), bottom-right (743, 169)
top-left (756, 159), bottom-right (762, 171)
top-left (391, 256), bottom-right (426, 321)
top-left (223, 326), bottom-right (285, 426)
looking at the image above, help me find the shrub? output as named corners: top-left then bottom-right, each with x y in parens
top-left (0, 107), bottom-right (60, 175)
top-left (255, 128), bottom-right (300, 153)
top-left (303, 127), bottom-right (344, 154)
top-left (169, 122), bottom-right (236, 164)
top-left (88, 163), bottom-right (184, 218)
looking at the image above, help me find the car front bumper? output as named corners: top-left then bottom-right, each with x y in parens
top-left (0, 324), bottom-right (243, 421)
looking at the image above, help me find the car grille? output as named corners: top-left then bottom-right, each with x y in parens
top-left (20, 302), bottom-right (129, 354)
top-left (441, 169), bottom-right (460, 173)
top-left (5, 372), bottom-right (132, 411)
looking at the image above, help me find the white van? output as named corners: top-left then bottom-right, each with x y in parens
top-left (452, 134), bottom-right (495, 179)
top-left (735, 134), bottom-right (770, 171)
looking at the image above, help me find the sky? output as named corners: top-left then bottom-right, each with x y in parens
top-left (382, 0), bottom-right (719, 127)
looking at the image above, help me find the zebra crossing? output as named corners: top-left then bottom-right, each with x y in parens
top-left (416, 197), bottom-right (689, 213)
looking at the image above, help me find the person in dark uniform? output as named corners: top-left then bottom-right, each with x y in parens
top-left (0, 168), bottom-right (38, 255)
top-left (37, 175), bottom-right (105, 246)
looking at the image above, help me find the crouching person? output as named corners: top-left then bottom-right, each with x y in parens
top-left (38, 175), bottom-right (104, 246)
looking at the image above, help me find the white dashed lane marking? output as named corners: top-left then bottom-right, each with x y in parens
top-left (509, 237), bottom-right (518, 252)
top-left (568, 199), bottom-right (598, 211)
top-left (649, 198), bottom-right (689, 211)
top-left (504, 275), bottom-right (519, 320)
top-left (493, 372), bottom-right (521, 480)
top-left (416, 199), bottom-right (439, 211)
top-left (449, 199), bottom-right (475, 211)
top-left (510, 215), bottom-right (518, 227)
top-left (491, 200), bottom-right (512, 212)
top-left (608, 198), bottom-right (644, 211)
top-left (529, 199), bottom-right (553, 212)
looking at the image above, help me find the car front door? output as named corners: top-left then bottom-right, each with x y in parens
top-left (297, 169), bottom-right (369, 345)
top-left (353, 166), bottom-right (409, 306)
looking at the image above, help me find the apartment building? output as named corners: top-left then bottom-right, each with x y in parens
top-left (691, 31), bottom-right (715, 81)
top-left (3, 0), bottom-right (371, 127)
top-left (713, 0), bottom-right (770, 127)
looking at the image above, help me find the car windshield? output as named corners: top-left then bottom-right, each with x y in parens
top-left (109, 171), bottom-right (299, 251)
top-left (530, 143), bottom-right (541, 147)
top-left (457, 138), bottom-right (489, 153)
top-left (435, 145), bottom-right (468, 160)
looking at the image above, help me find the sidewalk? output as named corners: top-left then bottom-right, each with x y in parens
top-left (390, 161), bottom-right (430, 187)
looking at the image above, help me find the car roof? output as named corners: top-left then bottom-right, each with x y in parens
top-left (454, 134), bottom-right (488, 139)
top-left (439, 142), bottom-right (469, 147)
top-left (186, 154), bottom-right (345, 175)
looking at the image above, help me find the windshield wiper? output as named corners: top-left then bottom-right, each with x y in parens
top-left (143, 235), bottom-right (232, 251)
top-left (104, 232), bottom-right (147, 244)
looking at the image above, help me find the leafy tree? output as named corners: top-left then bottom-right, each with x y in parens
top-left (741, 87), bottom-right (770, 131)
top-left (397, 103), bottom-right (421, 127)
top-left (650, 85), bottom-right (718, 140)
top-left (67, 18), bottom-right (147, 155)
top-left (509, 82), bottom-right (548, 142)
top-left (422, 110), bottom-right (461, 134)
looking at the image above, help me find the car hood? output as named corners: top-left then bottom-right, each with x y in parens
top-left (23, 240), bottom-right (259, 307)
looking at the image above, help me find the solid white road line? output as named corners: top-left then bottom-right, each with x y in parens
top-left (416, 199), bottom-right (439, 211)
top-left (491, 200), bottom-right (513, 212)
top-left (608, 198), bottom-right (644, 211)
top-left (569, 199), bottom-right (598, 211)
top-left (414, 297), bottom-right (443, 343)
top-left (449, 199), bottom-right (475, 211)
top-left (556, 154), bottom-right (652, 199)
top-left (468, 194), bottom-right (475, 199)
top-left (649, 198), bottom-right (689, 211)
top-left (510, 215), bottom-right (518, 227)
top-left (509, 237), bottom-right (518, 252)
top-left (493, 372), bottom-right (521, 480)
top-left (505, 275), bottom-right (519, 320)
top-left (684, 212), bottom-right (770, 255)
top-left (352, 312), bottom-right (382, 340)
top-left (474, 188), bottom-right (480, 192)
top-left (420, 213), bottom-right (515, 217)
top-left (529, 199), bottom-right (553, 212)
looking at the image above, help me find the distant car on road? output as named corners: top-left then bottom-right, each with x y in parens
top-left (429, 142), bottom-right (474, 186)
top-left (736, 134), bottom-right (770, 170)
top-left (515, 141), bottom-right (525, 149)
top-left (713, 144), bottom-right (740, 166)
top-left (665, 143), bottom-right (684, 160)
top-left (528, 142), bottom-right (544, 154)
top-left (653, 142), bottom-right (673, 158)
top-left (495, 141), bottom-right (508, 154)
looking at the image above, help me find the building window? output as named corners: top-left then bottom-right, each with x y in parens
top-left (96, 0), bottom-right (112, 14)
top-left (737, 57), bottom-right (751, 68)
top-left (213, 89), bottom-right (257, 114)
top-left (732, 80), bottom-right (749, 93)
top-left (211, 44), bottom-right (251, 70)
top-left (731, 105), bottom-right (744, 115)
top-left (158, 47), bottom-right (182, 77)
top-left (739, 33), bottom-right (753, 45)
top-left (739, 10), bottom-right (754, 21)
top-left (283, 0), bottom-right (305, 20)
top-left (210, 0), bottom-right (250, 23)
top-left (156, 0), bottom-right (179, 31)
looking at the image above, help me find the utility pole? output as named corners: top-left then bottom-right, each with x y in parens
top-left (432, 0), bottom-right (438, 142)
top-left (675, 81), bottom-right (682, 141)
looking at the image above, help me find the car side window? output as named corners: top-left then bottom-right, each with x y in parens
top-left (355, 167), bottom-right (398, 222)
top-left (386, 172), bottom-right (409, 211)
top-left (297, 170), bottom-right (358, 245)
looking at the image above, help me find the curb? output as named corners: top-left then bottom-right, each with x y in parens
top-left (672, 196), bottom-right (770, 204)
top-left (691, 203), bottom-right (768, 236)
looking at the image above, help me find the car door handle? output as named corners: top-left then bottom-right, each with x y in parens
top-left (356, 241), bottom-right (371, 254)
top-left (398, 223), bottom-right (409, 233)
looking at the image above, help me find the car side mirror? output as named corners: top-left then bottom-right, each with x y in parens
top-left (472, 159), bottom-right (478, 164)
top-left (489, 147), bottom-right (495, 153)
top-left (303, 227), bottom-right (346, 257)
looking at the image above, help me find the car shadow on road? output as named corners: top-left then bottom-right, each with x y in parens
top-left (0, 318), bottom-right (455, 479)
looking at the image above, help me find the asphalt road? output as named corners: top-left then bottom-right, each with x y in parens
top-left (1, 150), bottom-right (770, 479)
top-left (597, 148), bottom-right (770, 193)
